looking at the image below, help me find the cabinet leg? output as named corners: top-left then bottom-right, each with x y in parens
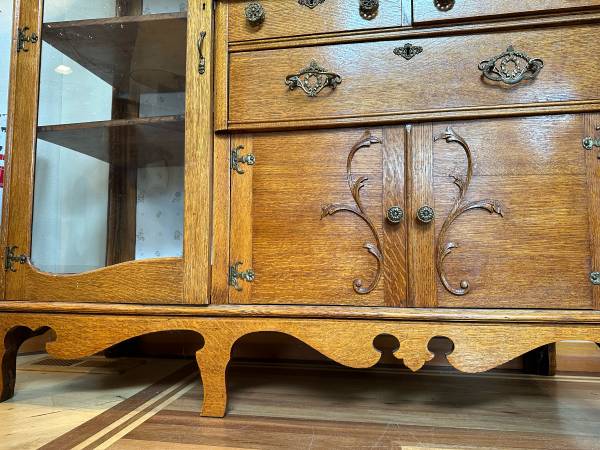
top-left (1, 327), bottom-right (43, 402)
top-left (196, 343), bottom-right (232, 417)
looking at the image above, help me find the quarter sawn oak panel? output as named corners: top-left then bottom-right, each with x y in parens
top-left (432, 115), bottom-right (594, 309)
top-left (230, 128), bottom-right (405, 306)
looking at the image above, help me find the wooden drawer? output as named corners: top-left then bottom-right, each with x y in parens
top-left (227, 0), bottom-right (405, 43)
top-left (413, 0), bottom-right (600, 25)
top-left (229, 25), bottom-right (600, 129)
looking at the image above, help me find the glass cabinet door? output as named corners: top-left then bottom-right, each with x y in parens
top-left (3, 0), bottom-right (212, 304)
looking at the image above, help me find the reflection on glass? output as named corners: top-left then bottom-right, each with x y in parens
top-left (32, 0), bottom-right (187, 273)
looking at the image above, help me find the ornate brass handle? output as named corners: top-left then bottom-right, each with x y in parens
top-left (245, 1), bottom-right (265, 25)
top-left (359, 0), bottom-right (379, 19)
top-left (417, 206), bottom-right (435, 224)
top-left (434, 0), bottom-right (455, 11)
top-left (285, 60), bottom-right (342, 97)
top-left (197, 31), bottom-right (206, 75)
top-left (479, 46), bottom-right (544, 85)
top-left (386, 206), bottom-right (404, 224)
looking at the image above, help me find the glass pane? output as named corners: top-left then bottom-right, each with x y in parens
top-left (0, 0), bottom-right (14, 221)
top-left (32, 0), bottom-right (187, 273)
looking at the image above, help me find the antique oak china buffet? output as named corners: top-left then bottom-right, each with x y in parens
top-left (2, 0), bottom-right (600, 417)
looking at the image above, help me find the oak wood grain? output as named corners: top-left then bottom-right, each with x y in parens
top-left (382, 127), bottom-right (407, 306)
top-left (2, 313), bottom-right (600, 417)
top-left (211, 134), bottom-right (231, 305)
top-left (584, 113), bottom-right (600, 310)
top-left (10, 259), bottom-right (183, 303)
top-left (228, 10), bottom-right (600, 53)
top-left (432, 115), bottom-right (593, 309)
top-left (228, 0), bottom-right (403, 42)
top-left (183, 0), bottom-right (212, 304)
top-left (230, 129), bottom-right (388, 306)
top-left (229, 25), bottom-right (600, 127)
top-left (229, 135), bottom-right (254, 304)
top-left (5, 302), bottom-right (600, 323)
top-left (407, 124), bottom-right (436, 307)
top-left (413, 0), bottom-right (600, 25)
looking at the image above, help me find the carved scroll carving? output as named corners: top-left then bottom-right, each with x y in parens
top-left (321, 132), bottom-right (383, 294)
top-left (435, 127), bottom-right (505, 296)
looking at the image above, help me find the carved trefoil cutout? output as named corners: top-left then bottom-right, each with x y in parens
top-left (435, 127), bottom-right (505, 296)
top-left (321, 132), bottom-right (383, 295)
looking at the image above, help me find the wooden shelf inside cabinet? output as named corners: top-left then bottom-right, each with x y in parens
top-left (42, 12), bottom-right (187, 93)
top-left (37, 115), bottom-right (184, 167)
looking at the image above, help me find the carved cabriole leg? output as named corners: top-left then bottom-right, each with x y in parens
top-left (1, 326), bottom-right (46, 401)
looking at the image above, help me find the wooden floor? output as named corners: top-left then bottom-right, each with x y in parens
top-left (3, 352), bottom-right (600, 449)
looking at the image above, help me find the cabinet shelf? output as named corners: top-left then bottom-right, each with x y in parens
top-left (37, 115), bottom-right (185, 166)
top-left (43, 12), bottom-right (187, 93)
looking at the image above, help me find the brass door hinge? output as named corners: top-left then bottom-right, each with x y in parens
top-left (4, 246), bottom-right (28, 272)
top-left (17, 27), bottom-right (38, 53)
top-left (228, 261), bottom-right (255, 291)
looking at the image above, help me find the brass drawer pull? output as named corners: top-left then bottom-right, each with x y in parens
top-left (386, 206), bottom-right (404, 224)
top-left (299, 0), bottom-right (325, 8)
top-left (359, 0), bottom-right (379, 19)
top-left (285, 60), bottom-right (342, 97)
top-left (245, 1), bottom-right (265, 25)
top-left (417, 206), bottom-right (435, 224)
top-left (479, 46), bottom-right (544, 85)
top-left (434, 0), bottom-right (455, 11)
top-left (394, 43), bottom-right (423, 61)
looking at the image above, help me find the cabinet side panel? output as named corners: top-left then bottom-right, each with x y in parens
top-left (184, 0), bottom-right (213, 304)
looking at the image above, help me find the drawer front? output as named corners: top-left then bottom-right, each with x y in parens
top-left (229, 127), bottom-right (408, 306)
top-left (228, 0), bottom-right (404, 42)
top-left (425, 114), bottom-right (598, 309)
top-left (413, 0), bottom-right (600, 25)
top-left (229, 25), bottom-right (600, 128)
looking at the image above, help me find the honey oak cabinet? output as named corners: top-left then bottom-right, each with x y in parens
top-left (2, 0), bottom-right (600, 417)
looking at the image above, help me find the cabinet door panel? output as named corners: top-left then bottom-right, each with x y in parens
top-left (429, 115), bottom-right (595, 309)
top-left (229, 128), bottom-right (407, 306)
top-left (4, 0), bottom-right (211, 304)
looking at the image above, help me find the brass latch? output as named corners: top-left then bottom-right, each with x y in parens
top-left (17, 27), bottom-right (38, 53)
top-left (229, 261), bottom-right (255, 291)
top-left (231, 145), bottom-right (256, 174)
top-left (4, 246), bottom-right (28, 272)
top-left (583, 126), bottom-right (600, 158)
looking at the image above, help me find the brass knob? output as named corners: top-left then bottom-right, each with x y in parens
top-left (359, 0), bottom-right (379, 18)
top-left (386, 206), bottom-right (404, 224)
top-left (417, 205), bottom-right (435, 224)
top-left (434, 0), bottom-right (455, 11)
top-left (245, 1), bottom-right (265, 26)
